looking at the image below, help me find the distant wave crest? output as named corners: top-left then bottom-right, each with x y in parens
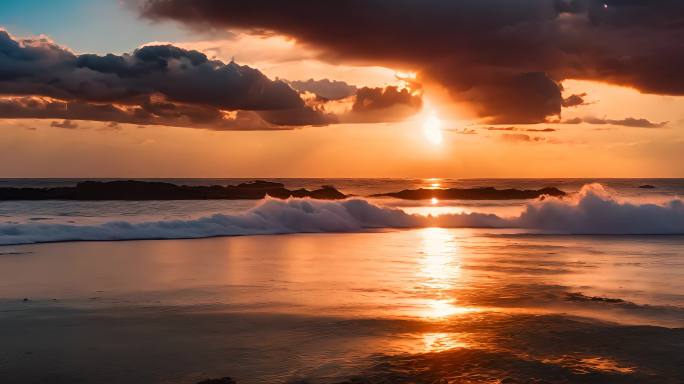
top-left (515, 183), bottom-right (684, 234)
top-left (1, 184), bottom-right (683, 244)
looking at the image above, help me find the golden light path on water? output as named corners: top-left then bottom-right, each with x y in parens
top-left (416, 227), bottom-right (478, 351)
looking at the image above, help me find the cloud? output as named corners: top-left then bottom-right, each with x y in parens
top-left (346, 85), bottom-right (422, 122)
top-left (296, 84), bottom-right (423, 124)
top-left (450, 128), bottom-right (478, 135)
top-left (561, 93), bottom-right (587, 108)
top-left (563, 117), bottom-right (584, 124)
top-left (484, 126), bottom-right (556, 132)
top-left (0, 96), bottom-right (279, 130)
top-left (593, 117), bottom-right (668, 128)
top-left (567, 116), bottom-right (668, 128)
top-left (501, 133), bottom-right (539, 142)
top-left (0, 29), bottom-right (424, 128)
top-left (0, 30), bottom-right (301, 108)
top-left (439, 70), bottom-right (563, 124)
top-left (500, 133), bottom-right (561, 143)
top-left (49, 119), bottom-right (78, 129)
top-left (0, 29), bottom-right (337, 129)
top-left (484, 126), bottom-right (517, 131)
top-left (101, 121), bottom-right (121, 131)
top-left (139, 0), bottom-right (684, 124)
top-left (287, 78), bottom-right (358, 100)
top-left (525, 127), bottom-right (557, 132)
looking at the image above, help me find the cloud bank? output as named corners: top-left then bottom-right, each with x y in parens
top-left (139, 0), bottom-right (684, 124)
top-left (0, 29), bottom-right (422, 129)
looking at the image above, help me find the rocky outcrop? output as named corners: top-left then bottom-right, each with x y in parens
top-left (0, 180), bottom-right (347, 200)
top-left (372, 186), bottom-right (566, 200)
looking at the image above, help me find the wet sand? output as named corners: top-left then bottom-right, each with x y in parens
top-left (1, 229), bottom-right (683, 383)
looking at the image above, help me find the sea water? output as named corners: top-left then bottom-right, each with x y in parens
top-left (0, 179), bottom-right (683, 383)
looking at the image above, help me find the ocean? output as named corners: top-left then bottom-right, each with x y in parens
top-left (0, 178), bottom-right (683, 383)
top-left (1, 178), bottom-right (683, 240)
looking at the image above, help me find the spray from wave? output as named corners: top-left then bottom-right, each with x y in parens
top-left (1, 184), bottom-right (682, 245)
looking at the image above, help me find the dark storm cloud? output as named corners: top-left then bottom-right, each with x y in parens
top-left (139, 0), bottom-right (684, 123)
top-left (447, 71), bottom-right (563, 124)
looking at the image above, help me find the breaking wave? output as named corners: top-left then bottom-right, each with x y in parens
top-left (1, 184), bottom-right (683, 245)
top-left (515, 183), bottom-right (684, 234)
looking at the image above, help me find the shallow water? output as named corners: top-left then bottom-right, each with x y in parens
top-left (1, 229), bottom-right (683, 383)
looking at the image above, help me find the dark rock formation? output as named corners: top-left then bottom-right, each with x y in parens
top-left (565, 292), bottom-right (625, 304)
top-left (372, 186), bottom-right (565, 200)
top-left (638, 184), bottom-right (656, 189)
top-left (0, 180), bottom-right (347, 201)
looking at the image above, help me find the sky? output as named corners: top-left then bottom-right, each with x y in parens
top-left (0, 0), bottom-right (683, 178)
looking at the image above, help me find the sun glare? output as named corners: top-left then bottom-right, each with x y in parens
top-left (422, 112), bottom-right (443, 145)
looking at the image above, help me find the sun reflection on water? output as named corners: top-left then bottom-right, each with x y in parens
top-left (422, 332), bottom-right (468, 352)
top-left (425, 298), bottom-right (478, 318)
top-left (416, 228), bottom-right (476, 320)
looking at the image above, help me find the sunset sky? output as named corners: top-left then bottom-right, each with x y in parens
top-left (1, 0), bottom-right (683, 178)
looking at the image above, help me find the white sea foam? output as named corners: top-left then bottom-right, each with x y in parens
top-left (514, 183), bottom-right (684, 234)
top-left (1, 184), bottom-right (682, 245)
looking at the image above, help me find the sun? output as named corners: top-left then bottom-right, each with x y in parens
top-left (422, 112), bottom-right (443, 145)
